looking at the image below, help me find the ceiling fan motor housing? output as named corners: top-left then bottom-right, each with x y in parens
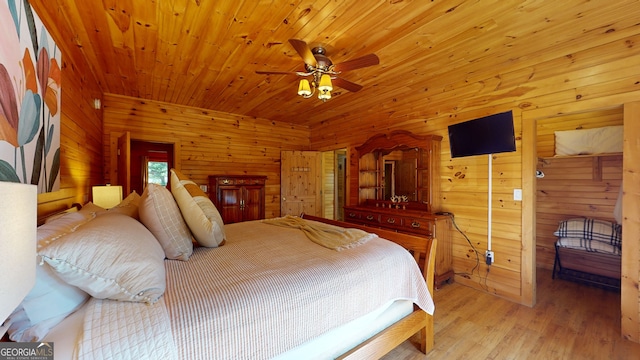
top-left (306, 47), bottom-right (333, 72)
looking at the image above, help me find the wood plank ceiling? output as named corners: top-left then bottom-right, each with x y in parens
top-left (39, 0), bottom-right (640, 128)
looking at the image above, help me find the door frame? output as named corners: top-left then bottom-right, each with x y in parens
top-left (521, 93), bottom-right (640, 342)
top-left (109, 132), bottom-right (181, 189)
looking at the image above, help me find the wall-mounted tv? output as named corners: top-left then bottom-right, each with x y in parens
top-left (448, 110), bottom-right (516, 158)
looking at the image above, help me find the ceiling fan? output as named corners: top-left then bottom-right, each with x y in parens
top-left (256, 39), bottom-right (379, 101)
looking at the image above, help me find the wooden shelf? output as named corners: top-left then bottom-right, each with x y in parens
top-left (538, 152), bottom-right (622, 161)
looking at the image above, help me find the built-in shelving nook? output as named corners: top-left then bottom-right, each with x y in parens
top-left (535, 107), bottom-right (623, 270)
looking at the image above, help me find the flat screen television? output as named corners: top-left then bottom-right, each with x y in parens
top-left (448, 110), bottom-right (516, 158)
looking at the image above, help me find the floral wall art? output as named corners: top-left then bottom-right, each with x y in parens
top-left (0, 0), bottom-right (61, 193)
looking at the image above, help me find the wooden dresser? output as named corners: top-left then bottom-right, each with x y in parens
top-left (348, 130), bottom-right (453, 288)
top-left (209, 175), bottom-right (266, 224)
top-left (344, 202), bottom-right (454, 287)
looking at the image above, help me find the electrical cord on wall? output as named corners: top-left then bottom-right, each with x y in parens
top-left (437, 212), bottom-right (489, 291)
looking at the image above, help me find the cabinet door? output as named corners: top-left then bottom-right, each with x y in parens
top-left (242, 185), bottom-right (265, 221)
top-left (218, 186), bottom-right (242, 224)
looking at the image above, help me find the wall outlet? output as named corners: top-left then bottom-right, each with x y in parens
top-left (513, 188), bottom-right (522, 201)
top-left (485, 250), bottom-right (494, 265)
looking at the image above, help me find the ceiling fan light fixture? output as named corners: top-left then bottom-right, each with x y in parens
top-left (298, 79), bottom-right (312, 97)
top-left (318, 74), bottom-right (333, 92)
top-left (318, 90), bottom-right (331, 102)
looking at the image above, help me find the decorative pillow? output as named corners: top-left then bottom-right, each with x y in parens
top-left (554, 217), bottom-right (622, 247)
top-left (139, 183), bottom-right (193, 260)
top-left (106, 190), bottom-right (141, 219)
top-left (79, 201), bottom-right (108, 215)
top-left (37, 205), bottom-right (102, 250)
top-left (39, 213), bottom-right (166, 304)
top-left (556, 237), bottom-right (621, 255)
top-left (4, 212), bottom-right (95, 342)
top-left (170, 169), bottom-right (226, 248)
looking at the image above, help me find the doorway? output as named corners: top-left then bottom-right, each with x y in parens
top-left (320, 149), bottom-right (347, 220)
top-left (130, 140), bottom-right (174, 194)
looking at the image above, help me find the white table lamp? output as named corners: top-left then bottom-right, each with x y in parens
top-left (92, 185), bottom-right (123, 209)
top-left (0, 182), bottom-right (37, 336)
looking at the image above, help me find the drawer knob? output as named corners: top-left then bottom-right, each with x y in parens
top-left (387, 218), bottom-right (396, 224)
top-left (411, 221), bottom-right (420, 228)
top-left (348, 212), bottom-right (356, 218)
top-left (366, 215), bottom-right (374, 221)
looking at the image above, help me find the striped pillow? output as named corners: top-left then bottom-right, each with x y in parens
top-left (554, 217), bottom-right (621, 248)
top-left (170, 169), bottom-right (226, 247)
top-left (139, 183), bottom-right (194, 260)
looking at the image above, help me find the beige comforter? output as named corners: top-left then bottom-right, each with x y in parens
top-left (165, 219), bottom-right (433, 359)
top-left (78, 219), bottom-right (433, 359)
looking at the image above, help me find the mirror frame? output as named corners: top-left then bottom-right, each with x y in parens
top-left (356, 130), bottom-right (442, 211)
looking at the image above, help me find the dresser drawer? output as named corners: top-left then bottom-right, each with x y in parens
top-left (400, 217), bottom-right (433, 236)
top-left (345, 209), bottom-right (380, 225)
top-left (381, 214), bottom-right (403, 228)
top-left (238, 178), bottom-right (266, 185)
top-left (215, 177), bottom-right (266, 186)
top-left (216, 177), bottom-right (237, 185)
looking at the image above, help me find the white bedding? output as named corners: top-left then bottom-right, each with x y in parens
top-left (47, 219), bottom-right (434, 359)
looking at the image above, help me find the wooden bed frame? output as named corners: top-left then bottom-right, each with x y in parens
top-left (553, 243), bottom-right (621, 291)
top-left (301, 214), bottom-right (436, 358)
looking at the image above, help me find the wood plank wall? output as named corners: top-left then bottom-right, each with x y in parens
top-left (535, 108), bottom-right (623, 270)
top-left (102, 94), bottom-right (310, 219)
top-left (29, 2), bottom-right (104, 218)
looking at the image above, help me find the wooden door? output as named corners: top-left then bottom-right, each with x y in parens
top-left (281, 151), bottom-right (322, 217)
top-left (117, 132), bottom-right (131, 195)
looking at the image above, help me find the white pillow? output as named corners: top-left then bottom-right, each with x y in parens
top-left (39, 213), bottom-right (166, 304)
top-left (139, 183), bottom-right (194, 260)
top-left (170, 169), bottom-right (226, 247)
top-left (6, 261), bottom-right (89, 342)
top-left (4, 212), bottom-right (94, 342)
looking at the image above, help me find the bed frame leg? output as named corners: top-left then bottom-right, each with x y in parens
top-left (420, 313), bottom-right (434, 353)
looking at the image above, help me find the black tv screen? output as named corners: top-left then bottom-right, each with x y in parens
top-left (448, 110), bottom-right (516, 158)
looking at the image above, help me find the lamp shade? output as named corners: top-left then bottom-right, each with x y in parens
top-left (0, 182), bottom-right (37, 331)
top-left (297, 79), bottom-right (312, 96)
top-left (318, 91), bottom-right (331, 101)
top-left (318, 74), bottom-right (333, 92)
top-left (92, 185), bottom-right (123, 209)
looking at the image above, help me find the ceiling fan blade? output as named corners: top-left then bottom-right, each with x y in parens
top-left (288, 39), bottom-right (317, 66)
top-left (332, 77), bottom-right (364, 92)
top-left (255, 70), bottom-right (299, 75)
top-left (333, 53), bottom-right (380, 72)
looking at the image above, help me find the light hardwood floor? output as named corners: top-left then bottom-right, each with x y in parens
top-left (383, 268), bottom-right (640, 359)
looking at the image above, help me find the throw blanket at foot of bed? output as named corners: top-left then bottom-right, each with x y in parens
top-left (262, 215), bottom-right (377, 251)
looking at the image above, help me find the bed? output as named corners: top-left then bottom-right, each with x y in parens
top-left (3, 170), bottom-right (436, 359)
top-left (552, 217), bottom-right (621, 291)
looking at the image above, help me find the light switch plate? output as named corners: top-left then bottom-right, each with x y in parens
top-left (514, 188), bottom-right (522, 201)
